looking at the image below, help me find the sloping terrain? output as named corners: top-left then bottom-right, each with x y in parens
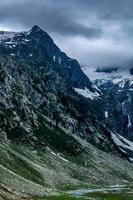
top-left (0, 128), bottom-right (133, 199)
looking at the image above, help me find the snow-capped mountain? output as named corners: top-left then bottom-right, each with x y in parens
top-left (83, 66), bottom-right (133, 85)
top-left (83, 65), bottom-right (133, 159)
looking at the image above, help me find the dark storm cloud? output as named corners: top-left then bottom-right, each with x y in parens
top-left (0, 0), bottom-right (102, 38)
top-left (61, 0), bottom-right (133, 20)
top-left (0, 0), bottom-right (133, 67)
top-left (0, 0), bottom-right (133, 38)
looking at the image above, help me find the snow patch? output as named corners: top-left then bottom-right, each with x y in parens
top-left (92, 84), bottom-right (101, 92)
top-left (53, 56), bottom-right (56, 62)
top-left (74, 87), bottom-right (100, 100)
top-left (10, 53), bottom-right (15, 57)
top-left (23, 39), bottom-right (30, 42)
top-left (51, 151), bottom-right (69, 163)
top-left (129, 157), bottom-right (133, 162)
top-left (0, 31), bottom-right (16, 42)
top-left (128, 115), bottom-right (132, 129)
top-left (111, 133), bottom-right (133, 154)
top-left (58, 56), bottom-right (62, 65)
top-left (105, 111), bottom-right (108, 118)
top-left (118, 80), bottom-right (127, 88)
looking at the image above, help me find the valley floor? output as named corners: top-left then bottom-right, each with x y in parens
top-left (0, 135), bottom-right (133, 200)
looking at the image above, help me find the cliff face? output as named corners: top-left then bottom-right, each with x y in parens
top-left (0, 25), bottom-right (132, 160)
top-left (0, 25), bottom-right (92, 90)
top-left (0, 26), bottom-right (103, 150)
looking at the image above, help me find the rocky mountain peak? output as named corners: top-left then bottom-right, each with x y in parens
top-left (30, 25), bottom-right (43, 32)
top-left (0, 25), bottom-right (93, 90)
top-left (28, 25), bottom-right (48, 37)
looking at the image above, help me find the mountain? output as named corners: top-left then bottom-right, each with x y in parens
top-left (0, 26), bottom-right (133, 199)
top-left (0, 25), bottom-right (93, 90)
top-left (84, 66), bottom-right (133, 159)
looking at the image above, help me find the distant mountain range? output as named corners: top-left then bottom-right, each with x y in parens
top-left (84, 65), bottom-right (133, 157)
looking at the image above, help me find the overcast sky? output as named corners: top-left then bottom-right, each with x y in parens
top-left (1, 0), bottom-right (133, 68)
